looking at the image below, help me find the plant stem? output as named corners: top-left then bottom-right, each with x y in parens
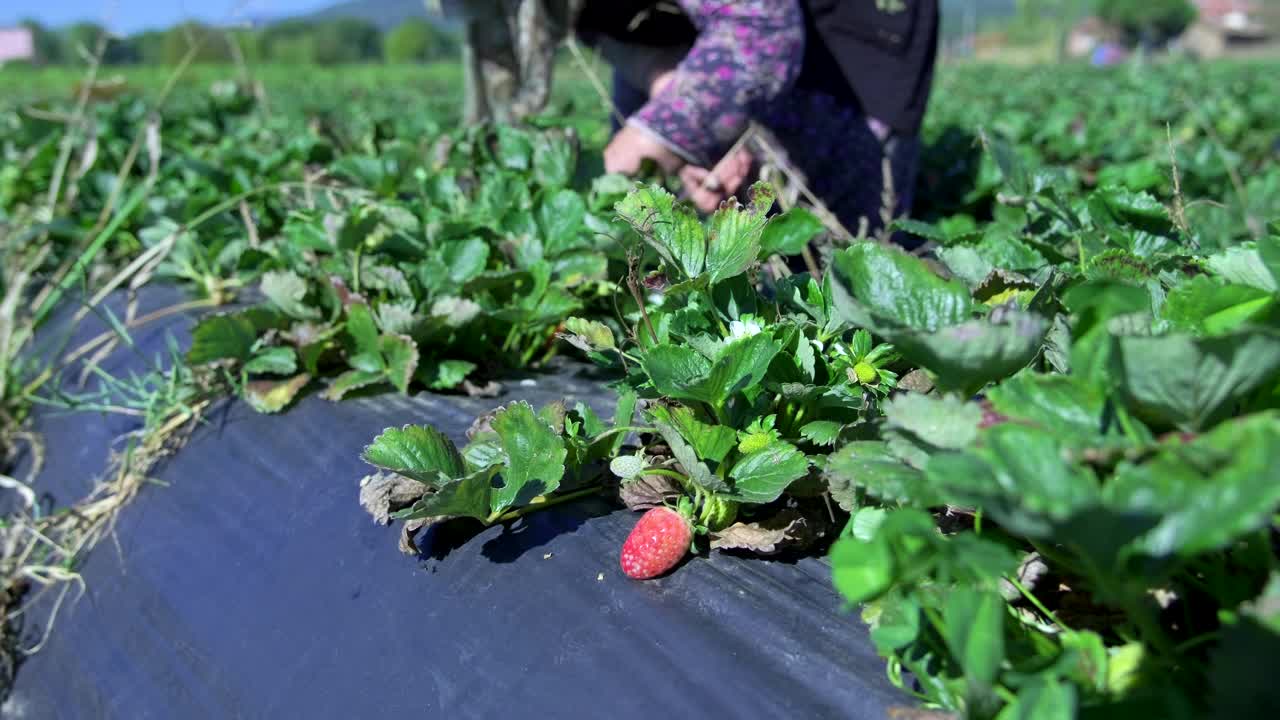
top-left (591, 425), bottom-right (657, 442)
top-left (1173, 631), bottom-right (1220, 655)
top-left (491, 485), bottom-right (604, 524)
top-left (501, 323), bottom-right (521, 354)
top-left (352, 244), bottom-right (364, 294)
top-left (1122, 593), bottom-right (1177, 658)
top-left (704, 289), bottom-right (728, 337)
top-left (1005, 574), bottom-right (1067, 631)
top-left (30, 184), bottom-right (150, 330)
top-left (640, 468), bottom-right (691, 484)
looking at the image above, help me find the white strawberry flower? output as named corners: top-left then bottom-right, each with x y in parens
top-left (728, 317), bottom-right (763, 340)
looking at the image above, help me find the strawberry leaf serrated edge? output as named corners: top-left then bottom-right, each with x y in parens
top-left (361, 424), bottom-right (467, 488)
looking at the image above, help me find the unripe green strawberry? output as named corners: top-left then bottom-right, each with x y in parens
top-left (853, 362), bottom-right (878, 384)
top-left (700, 494), bottom-right (739, 531)
top-left (620, 507), bottom-right (694, 580)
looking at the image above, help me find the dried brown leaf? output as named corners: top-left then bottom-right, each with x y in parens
top-left (619, 473), bottom-right (682, 511)
top-left (358, 471), bottom-right (425, 526)
top-left (462, 379), bottom-right (502, 398)
top-left (399, 516), bottom-right (446, 555)
top-left (709, 507), bottom-right (827, 555)
top-left (999, 552), bottom-right (1050, 602)
top-left (897, 369), bottom-right (935, 394)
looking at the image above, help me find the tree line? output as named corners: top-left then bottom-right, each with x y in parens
top-left (13, 17), bottom-right (460, 66)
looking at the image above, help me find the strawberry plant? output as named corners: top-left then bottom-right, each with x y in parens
top-left (823, 153), bottom-right (1280, 716)
top-left (5, 60), bottom-right (1280, 719)
top-left (183, 125), bottom-right (634, 412)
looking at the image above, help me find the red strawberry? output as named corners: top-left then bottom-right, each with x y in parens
top-left (620, 507), bottom-right (693, 580)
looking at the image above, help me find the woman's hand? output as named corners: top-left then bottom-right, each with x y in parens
top-left (603, 125), bottom-right (685, 176)
top-left (678, 147), bottom-right (754, 213)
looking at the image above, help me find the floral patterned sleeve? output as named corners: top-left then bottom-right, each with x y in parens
top-left (628, 1), bottom-right (806, 167)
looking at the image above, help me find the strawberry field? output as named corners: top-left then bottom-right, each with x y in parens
top-left (2, 59), bottom-right (1280, 718)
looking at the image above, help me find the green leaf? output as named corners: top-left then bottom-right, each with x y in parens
top-left (362, 265), bottom-right (412, 298)
top-left (832, 243), bottom-right (974, 331)
top-left (867, 593), bottom-right (921, 653)
top-left (697, 333), bottom-right (781, 407)
top-left (362, 424), bottom-right (467, 487)
top-left (943, 588), bottom-right (1006, 687)
top-left (760, 207), bottom-right (823, 256)
top-left (851, 507), bottom-right (887, 542)
top-left (890, 217), bottom-right (951, 245)
top-left (986, 372), bottom-right (1114, 442)
top-left (187, 312), bottom-right (258, 365)
top-left (652, 421), bottom-right (728, 493)
top-left (323, 369), bottom-right (384, 401)
top-left (345, 303), bottom-right (381, 357)
top-left (938, 245), bottom-right (995, 288)
top-left (494, 126), bottom-right (532, 170)
top-left (730, 440), bottom-right (809, 504)
top-left (532, 132), bottom-right (575, 189)
top-left (927, 425), bottom-right (1100, 539)
top-left (704, 193), bottom-right (769, 283)
top-left (883, 393), bottom-right (982, 450)
top-left (994, 677), bottom-right (1077, 720)
top-left (984, 131), bottom-right (1033, 197)
top-left (440, 238), bottom-right (490, 286)
top-left (561, 316), bottom-right (616, 353)
top-left (375, 301), bottom-right (417, 335)
top-left (243, 373), bottom-right (310, 414)
top-left (1062, 281), bottom-right (1153, 384)
top-left (1261, 233), bottom-right (1280, 289)
top-left (647, 405), bottom-right (737, 464)
top-left (642, 334), bottom-right (780, 408)
top-left (260, 270), bottom-right (320, 320)
top-left (552, 251), bottom-right (608, 286)
top-left (1105, 413), bottom-right (1280, 558)
top-left (1110, 330), bottom-right (1280, 430)
top-left (976, 231), bottom-right (1047, 273)
top-left (827, 441), bottom-right (933, 509)
top-left (1162, 276), bottom-right (1274, 335)
top-left (798, 420), bottom-right (842, 447)
top-left (887, 311), bottom-right (1048, 394)
top-left (1208, 614), bottom-right (1280, 720)
top-left (430, 296), bottom-right (482, 328)
top-left (463, 439), bottom-right (505, 473)
top-left (615, 185), bottom-right (706, 280)
top-left (402, 468), bottom-right (495, 521)
top-left (1090, 185), bottom-right (1177, 237)
top-left (538, 188), bottom-right (587, 255)
top-left (490, 402), bottom-right (567, 514)
top-left (243, 346), bottom-right (298, 376)
top-left (568, 404), bottom-right (601, 439)
top-left (332, 155), bottom-right (386, 191)
top-left (640, 344), bottom-right (713, 400)
top-left (416, 359), bottom-right (475, 390)
top-left (1106, 642), bottom-right (1145, 695)
top-left (507, 215), bottom-right (546, 262)
top-left (607, 389), bottom-right (638, 456)
top-left (380, 334), bottom-right (419, 394)
top-left (1084, 248), bottom-right (1152, 283)
top-left (830, 533), bottom-right (893, 604)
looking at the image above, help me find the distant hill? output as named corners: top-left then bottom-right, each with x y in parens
top-left (289, 0), bottom-right (455, 31)
top-left (279, 0), bottom-right (1016, 37)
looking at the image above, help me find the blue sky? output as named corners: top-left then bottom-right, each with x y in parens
top-left (1, 1), bottom-right (333, 34)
